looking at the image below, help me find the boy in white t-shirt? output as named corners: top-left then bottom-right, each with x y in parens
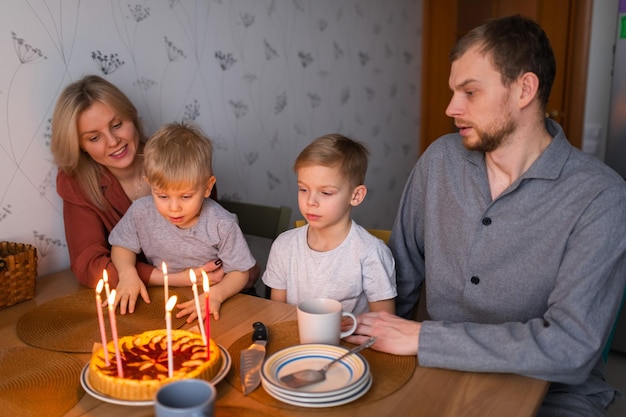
top-left (262, 134), bottom-right (396, 314)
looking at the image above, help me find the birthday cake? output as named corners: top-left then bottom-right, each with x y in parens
top-left (88, 329), bottom-right (222, 401)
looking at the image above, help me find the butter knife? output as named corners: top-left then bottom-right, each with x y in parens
top-left (240, 321), bottom-right (268, 395)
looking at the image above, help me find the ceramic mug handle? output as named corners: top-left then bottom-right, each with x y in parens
top-left (340, 311), bottom-right (358, 338)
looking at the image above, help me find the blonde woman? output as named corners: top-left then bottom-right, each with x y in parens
top-left (50, 75), bottom-right (224, 314)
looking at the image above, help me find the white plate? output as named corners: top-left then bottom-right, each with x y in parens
top-left (81, 344), bottom-right (231, 406)
top-left (263, 372), bottom-right (372, 403)
top-left (264, 374), bottom-right (373, 408)
top-left (261, 344), bottom-right (369, 396)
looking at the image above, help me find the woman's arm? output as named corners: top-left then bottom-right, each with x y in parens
top-left (61, 193), bottom-right (119, 287)
top-left (57, 171), bottom-right (154, 287)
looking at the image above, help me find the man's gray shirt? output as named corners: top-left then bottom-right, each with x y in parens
top-left (390, 119), bottom-right (626, 414)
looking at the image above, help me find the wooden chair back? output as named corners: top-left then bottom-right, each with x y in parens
top-left (220, 200), bottom-right (291, 240)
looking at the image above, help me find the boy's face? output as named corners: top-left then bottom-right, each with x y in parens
top-left (150, 176), bottom-right (215, 229)
top-left (296, 164), bottom-right (365, 230)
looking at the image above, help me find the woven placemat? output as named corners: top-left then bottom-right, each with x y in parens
top-left (227, 321), bottom-right (416, 410)
top-left (16, 287), bottom-right (190, 353)
top-left (0, 346), bottom-right (85, 417)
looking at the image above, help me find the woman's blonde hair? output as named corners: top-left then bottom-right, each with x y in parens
top-left (144, 122), bottom-right (214, 190)
top-left (50, 75), bottom-right (145, 210)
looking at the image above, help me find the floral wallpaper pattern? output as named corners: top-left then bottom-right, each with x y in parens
top-left (0, 0), bottom-right (422, 276)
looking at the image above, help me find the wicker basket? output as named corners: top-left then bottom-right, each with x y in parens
top-left (0, 242), bottom-right (38, 309)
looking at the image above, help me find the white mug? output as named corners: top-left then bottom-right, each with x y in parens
top-left (297, 298), bottom-right (357, 345)
top-left (154, 379), bottom-right (216, 417)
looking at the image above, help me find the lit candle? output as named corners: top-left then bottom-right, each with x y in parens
top-left (166, 295), bottom-right (178, 378)
top-left (95, 279), bottom-right (110, 366)
top-left (162, 262), bottom-right (169, 307)
top-left (107, 290), bottom-right (123, 377)
top-left (202, 270), bottom-right (211, 360)
top-left (102, 269), bottom-right (111, 300)
top-left (189, 270), bottom-right (207, 345)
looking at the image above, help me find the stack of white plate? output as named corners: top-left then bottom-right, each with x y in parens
top-left (261, 344), bottom-right (372, 408)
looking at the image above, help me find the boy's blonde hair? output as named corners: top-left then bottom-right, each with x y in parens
top-left (294, 134), bottom-right (369, 187)
top-left (144, 122), bottom-right (213, 190)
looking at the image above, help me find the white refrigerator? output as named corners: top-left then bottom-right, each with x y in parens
top-left (605, 2), bottom-right (626, 354)
top-left (606, 5), bottom-right (626, 179)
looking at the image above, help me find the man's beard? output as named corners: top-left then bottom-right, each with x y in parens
top-left (462, 114), bottom-right (517, 153)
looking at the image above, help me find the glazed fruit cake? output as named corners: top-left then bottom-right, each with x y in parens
top-left (88, 329), bottom-right (221, 400)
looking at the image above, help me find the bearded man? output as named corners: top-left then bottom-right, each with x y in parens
top-left (346, 14), bottom-right (626, 417)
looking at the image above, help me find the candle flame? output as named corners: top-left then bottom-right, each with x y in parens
top-left (189, 269), bottom-right (197, 284)
top-left (202, 270), bottom-right (210, 293)
top-left (162, 262), bottom-right (167, 275)
top-left (166, 295), bottom-right (178, 311)
top-left (103, 269), bottom-right (108, 283)
top-left (108, 289), bottom-right (116, 306)
top-left (96, 279), bottom-right (104, 294)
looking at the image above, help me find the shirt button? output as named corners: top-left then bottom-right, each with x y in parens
top-left (470, 276), bottom-right (480, 285)
top-left (482, 217), bottom-right (492, 226)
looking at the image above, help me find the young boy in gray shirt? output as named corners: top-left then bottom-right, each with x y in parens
top-left (109, 122), bottom-right (255, 321)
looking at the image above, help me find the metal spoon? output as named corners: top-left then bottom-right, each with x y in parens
top-left (279, 337), bottom-right (376, 389)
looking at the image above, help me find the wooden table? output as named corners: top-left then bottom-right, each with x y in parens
top-left (0, 269), bottom-right (549, 417)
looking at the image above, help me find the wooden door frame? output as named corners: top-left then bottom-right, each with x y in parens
top-left (420, 0), bottom-right (592, 154)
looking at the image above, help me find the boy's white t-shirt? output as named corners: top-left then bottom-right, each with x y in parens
top-left (262, 221), bottom-right (397, 314)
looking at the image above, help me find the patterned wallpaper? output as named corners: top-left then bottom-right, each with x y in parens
top-left (0, 0), bottom-right (422, 276)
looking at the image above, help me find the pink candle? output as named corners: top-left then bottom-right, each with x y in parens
top-left (189, 270), bottom-right (207, 345)
top-left (107, 290), bottom-right (124, 377)
top-left (162, 262), bottom-right (169, 307)
top-left (102, 269), bottom-right (111, 300)
top-left (95, 279), bottom-right (110, 366)
top-left (165, 295), bottom-right (178, 378)
top-left (202, 271), bottom-right (211, 361)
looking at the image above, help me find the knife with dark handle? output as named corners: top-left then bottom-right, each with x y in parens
top-left (240, 321), bottom-right (268, 395)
